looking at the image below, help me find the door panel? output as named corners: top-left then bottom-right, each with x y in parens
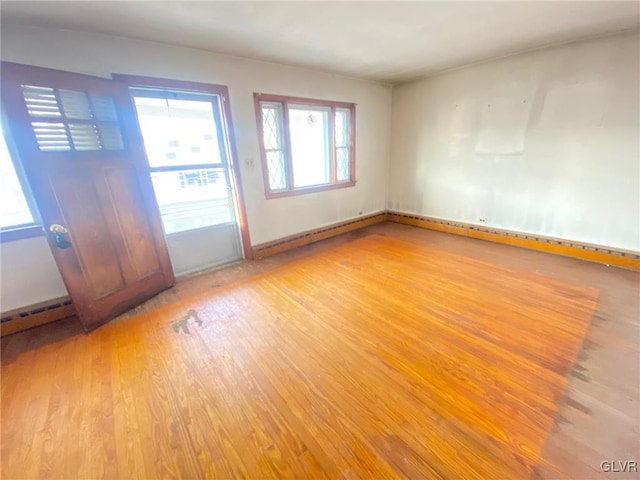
top-left (100, 165), bottom-right (161, 279)
top-left (50, 168), bottom-right (125, 297)
top-left (1, 62), bottom-right (175, 330)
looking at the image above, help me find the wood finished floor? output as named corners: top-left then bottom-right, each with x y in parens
top-left (2, 224), bottom-right (638, 479)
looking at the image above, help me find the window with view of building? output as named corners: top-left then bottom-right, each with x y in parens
top-left (254, 94), bottom-right (355, 198)
top-left (132, 91), bottom-right (237, 235)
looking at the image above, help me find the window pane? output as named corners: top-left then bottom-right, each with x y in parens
top-left (151, 168), bottom-right (233, 234)
top-left (0, 126), bottom-right (34, 228)
top-left (31, 122), bottom-right (70, 151)
top-left (134, 96), bottom-right (222, 167)
top-left (68, 123), bottom-right (101, 151)
top-left (261, 102), bottom-right (283, 150)
top-left (260, 102), bottom-right (287, 191)
top-left (99, 123), bottom-right (124, 150)
top-left (59, 90), bottom-right (93, 120)
top-left (336, 147), bottom-right (350, 182)
top-left (289, 105), bottom-right (331, 188)
top-left (266, 151), bottom-right (286, 190)
top-left (91, 96), bottom-right (118, 122)
top-left (21, 85), bottom-right (61, 118)
top-left (335, 108), bottom-right (351, 147)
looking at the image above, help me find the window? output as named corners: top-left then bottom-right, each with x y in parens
top-left (0, 122), bottom-right (40, 238)
top-left (255, 94), bottom-right (355, 198)
top-left (132, 90), bottom-right (237, 235)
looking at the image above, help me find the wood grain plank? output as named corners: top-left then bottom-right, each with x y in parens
top-left (3, 228), bottom-right (631, 480)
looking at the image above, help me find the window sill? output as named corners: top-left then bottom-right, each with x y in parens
top-left (0, 225), bottom-right (44, 243)
top-left (265, 181), bottom-right (356, 200)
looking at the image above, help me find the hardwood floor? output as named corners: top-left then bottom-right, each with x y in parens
top-left (1, 224), bottom-right (638, 479)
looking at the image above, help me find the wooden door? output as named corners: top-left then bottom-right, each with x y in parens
top-left (1, 62), bottom-right (175, 331)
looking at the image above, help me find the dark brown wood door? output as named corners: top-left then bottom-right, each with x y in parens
top-left (1, 62), bottom-right (175, 331)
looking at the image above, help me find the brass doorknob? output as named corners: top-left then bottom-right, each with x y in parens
top-left (49, 224), bottom-right (71, 248)
top-left (49, 224), bottom-right (68, 234)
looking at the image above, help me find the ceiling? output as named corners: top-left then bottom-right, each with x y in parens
top-left (1, 1), bottom-right (639, 84)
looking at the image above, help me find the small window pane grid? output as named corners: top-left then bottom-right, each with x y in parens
top-left (266, 151), bottom-right (286, 191)
top-left (261, 103), bottom-right (287, 191)
top-left (336, 147), bottom-right (350, 182)
top-left (256, 95), bottom-right (354, 198)
top-left (335, 108), bottom-right (351, 183)
top-left (21, 85), bottom-right (124, 152)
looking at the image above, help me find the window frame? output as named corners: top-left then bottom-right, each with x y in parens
top-left (254, 93), bottom-right (356, 199)
top-left (130, 88), bottom-right (229, 173)
top-left (113, 74), bottom-right (253, 260)
top-left (130, 88), bottom-right (236, 235)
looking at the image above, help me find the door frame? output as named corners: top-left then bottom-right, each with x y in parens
top-left (112, 74), bottom-right (253, 260)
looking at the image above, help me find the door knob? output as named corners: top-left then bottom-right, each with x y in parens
top-left (49, 224), bottom-right (72, 249)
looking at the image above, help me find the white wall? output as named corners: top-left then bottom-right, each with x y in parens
top-left (0, 236), bottom-right (68, 312)
top-left (0, 25), bottom-right (391, 311)
top-left (389, 30), bottom-right (640, 251)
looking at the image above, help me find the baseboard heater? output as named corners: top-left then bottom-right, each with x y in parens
top-left (1, 296), bottom-right (76, 337)
top-left (387, 211), bottom-right (640, 270)
top-left (252, 212), bottom-right (387, 259)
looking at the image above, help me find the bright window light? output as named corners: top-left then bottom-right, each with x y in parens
top-left (133, 93), bottom-right (235, 235)
top-left (289, 105), bottom-right (331, 188)
top-left (255, 94), bottom-right (355, 198)
top-left (0, 125), bottom-right (35, 229)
